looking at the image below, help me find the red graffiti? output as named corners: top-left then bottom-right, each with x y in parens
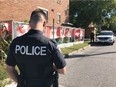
top-left (16, 26), bottom-right (25, 34)
top-left (64, 28), bottom-right (69, 36)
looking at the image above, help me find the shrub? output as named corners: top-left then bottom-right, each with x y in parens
top-left (55, 38), bottom-right (62, 44)
top-left (0, 64), bottom-right (8, 81)
top-left (0, 64), bottom-right (8, 87)
top-left (24, 20), bottom-right (29, 23)
top-left (63, 37), bottom-right (69, 43)
top-left (0, 26), bottom-right (12, 86)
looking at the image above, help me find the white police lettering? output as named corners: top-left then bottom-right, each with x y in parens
top-left (41, 47), bottom-right (46, 56)
top-left (34, 46), bottom-right (40, 55)
top-left (20, 46), bottom-right (25, 54)
top-left (15, 45), bottom-right (46, 56)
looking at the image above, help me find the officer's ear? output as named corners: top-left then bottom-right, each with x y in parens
top-left (43, 21), bottom-right (46, 27)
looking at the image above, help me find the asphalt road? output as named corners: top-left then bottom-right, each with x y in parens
top-left (59, 41), bottom-right (116, 87)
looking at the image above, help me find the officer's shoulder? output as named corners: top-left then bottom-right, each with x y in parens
top-left (38, 35), bottom-right (50, 45)
top-left (12, 33), bottom-right (27, 41)
top-left (49, 39), bottom-right (57, 46)
top-left (42, 36), bottom-right (57, 46)
top-left (11, 35), bottom-right (25, 44)
top-left (12, 36), bottom-right (22, 42)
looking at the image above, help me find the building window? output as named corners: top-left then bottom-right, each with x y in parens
top-left (38, 7), bottom-right (48, 22)
top-left (57, 13), bottom-right (61, 24)
top-left (57, 0), bottom-right (61, 4)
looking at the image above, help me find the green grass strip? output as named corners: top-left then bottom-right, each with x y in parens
top-left (61, 41), bottom-right (90, 55)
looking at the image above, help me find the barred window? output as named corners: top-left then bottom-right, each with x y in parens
top-left (57, 13), bottom-right (61, 24)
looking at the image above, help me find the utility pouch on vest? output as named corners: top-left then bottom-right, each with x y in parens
top-left (43, 66), bottom-right (59, 87)
top-left (44, 74), bottom-right (55, 87)
top-left (53, 71), bottom-right (59, 87)
top-left (44, 71), bottom-right (59, 87)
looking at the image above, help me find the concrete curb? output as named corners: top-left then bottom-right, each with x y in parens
top-left (63, 45), bottom-right (90, 58)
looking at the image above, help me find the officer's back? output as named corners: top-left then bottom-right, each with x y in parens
top-left (6, 9), bottom-right (66, 87)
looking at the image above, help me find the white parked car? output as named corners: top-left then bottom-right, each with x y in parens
top-left (96, 31), bottom-right (115, 45)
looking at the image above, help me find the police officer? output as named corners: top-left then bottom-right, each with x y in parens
top-left (90, 31), bottom-right (94, 43)
top-left (6, 9), bottom-right (66, 87)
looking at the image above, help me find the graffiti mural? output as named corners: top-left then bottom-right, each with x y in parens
top-left (0, 20), bottom-right (85, 42)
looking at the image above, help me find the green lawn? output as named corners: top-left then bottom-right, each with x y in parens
top-left (0, 63), bottom-right (8, 87)
top-left (61, 41), bottom-right (90, 55)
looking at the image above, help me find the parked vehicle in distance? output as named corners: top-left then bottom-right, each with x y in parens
top-left (96, 30), bottom-right (115, 45)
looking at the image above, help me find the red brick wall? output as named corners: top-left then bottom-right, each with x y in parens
top-left (0, 0), bottom-right (69, 26)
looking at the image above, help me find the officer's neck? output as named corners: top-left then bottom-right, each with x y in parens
top-left (32, 28), bottom-right (44, 32)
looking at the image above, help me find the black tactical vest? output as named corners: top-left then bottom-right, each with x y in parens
top-left (12, 30), bottom-right (55, 87)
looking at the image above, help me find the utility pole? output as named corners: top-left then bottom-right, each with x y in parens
top-left (51, 9), bottom-right (55, 39)
top-left (53, 18), bottom-right (55, 39)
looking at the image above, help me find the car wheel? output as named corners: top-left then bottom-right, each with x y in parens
top-left (110, 43), bottom-right (113, 45)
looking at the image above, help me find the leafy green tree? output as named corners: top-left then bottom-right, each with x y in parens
top-left (108, 22), bottom-right (116, 31)
top-left (69, 0), bottom-right (116, 28)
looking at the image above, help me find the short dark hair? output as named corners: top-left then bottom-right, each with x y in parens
top-left (29, 9), bottom-right (47, 28)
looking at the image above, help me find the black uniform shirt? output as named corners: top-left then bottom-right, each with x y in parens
top-left (6, 29), bottom-right (66, 79)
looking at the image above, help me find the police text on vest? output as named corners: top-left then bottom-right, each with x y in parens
top-left (15, 45), bottom-right (47, 56)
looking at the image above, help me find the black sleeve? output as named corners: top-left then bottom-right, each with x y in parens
top-left (49, 40), bottom-right (66, 69)
top-left (5, 40), bottom-right (16, 66)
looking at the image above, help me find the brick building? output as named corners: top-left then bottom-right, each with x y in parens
top-left (0, 0), bottom-right (69, 26)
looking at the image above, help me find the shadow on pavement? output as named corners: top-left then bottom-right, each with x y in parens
top-left (66, 51), bottom-right (116, 59)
